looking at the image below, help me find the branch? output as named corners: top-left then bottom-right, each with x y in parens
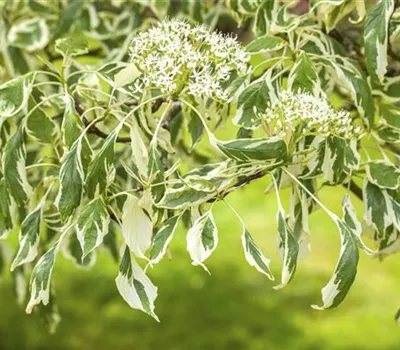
top-left (208, 170), bottom-right (268, 203)
top-left (344, 179), bottom-right (363, 201)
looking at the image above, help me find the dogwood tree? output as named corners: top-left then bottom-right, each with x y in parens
top-left (0, 0), bottom-right (399, 331)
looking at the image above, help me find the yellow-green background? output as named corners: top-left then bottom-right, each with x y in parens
top-left (0, 179), bottom-right (399, 349)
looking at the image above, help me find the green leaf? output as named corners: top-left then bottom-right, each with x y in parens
top-left (61, 96), bottom-right (85, 149)
top-left (54, 1), bottom-right (85, 38)
top-left (157, 186), bottom-right (215, 210)
top-left (253, 0), bottom-right (277, 36)
top-left (0, 178), bottom-right (12, 239)
top-left (56, 138), bottom-right (84, 220)
top-left (246, 35), bottom-right (287, 53)
top-left (26, 245), bottom-right (57, 314)
top-left (115, 247), bottom-right (159, 321)
top-left (274, 208), bottom-right (299, 289)
top-left (11, 203), bottom-right (43, 271)
top-left (85, 126), bottom-right (121, 199)
top-left (76, 197), bottom-right (110, 259)
top-left (241, 225), bottom-right (274, 280)
top-left (186, 210), bottom-right (218, 272)
top-left (188, 108), bottom-right (204, 149)
top-left (288, 51), bottom-right (319, 94)
top-left (55, 37), bottom-right (89, 58)
top-left (214, 136), bottom-right (287, 161)
top-left (366, 161), bottom-right (400, 190)
top-left (114, 63), bottom-right (141, 88)
top-left (26, 96), bottom-right (56, 143)
top-left (363, 181), bottom-right (392, 240)
top-left (149, 214), bottom-right (181, 264)
top-left (7, 18), bottom-right (49, 51)
top-left (2, 128), bottom-right (32, 204)
top-left (0, 73), bottom-right (34, 119)
top-left (148, 144), bottom-right (165, 202)
top-left (233, 79), bottom-right (270, 129)
top-left (322, 137), bottom-right (359, 185)
top-left (332, 64), bottom-right (374, 126)
top-left (121, 195), bottom-right (153, 259)
top-left (364, 0), bottom-right (395, 82)
top-left (312, 218), bottom-right (358, 309)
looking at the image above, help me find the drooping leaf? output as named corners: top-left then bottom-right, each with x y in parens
top-left (0, 178), bottom-right (12, 239)
top-left (363, 181), bottom-right (393, 241)
top-left (274, 208), bottom-right (299, 289)
top-left (149, 214), bottom-right (181, 264)
top-left (2, 128), bottom-right (32, 204)
top-left (76, 197), bottom-right (110, 259)
top-left (115, 247), bottom-right (159, 321)
top-left (11, 203), bottom-right (43, 271)
top-left (130, 122), bottom-right (148, 177)
top-left (148, 144), bottom-right (165, 202)
top-left (214, 136), bottom-right (287, 161)
top-left (241, 226), bottom-right (274, 280)
top-left (364, 0), bottom-right (395, 82)
top-left (321, 137), bottom-right (360, 185)
top-left (26, 245), bottom-right (57, 314)
top-left (26, 96), bottom-right (56, 144)
top-left (121, 194), bottom-right (152, 260)
top-left (186, 210), bottom-right (218, 271)
top-left (56, 138), bottom-right (84, 220)
top-left (312, 218), bottom-right (358, 310)
top-left (85, 126), bottom-right (121, 199)
top-left (366, 161), bottom-right (400, 190)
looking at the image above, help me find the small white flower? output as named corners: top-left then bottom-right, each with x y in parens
top-left (129, 18), bottom-right (249, 101)
top-left (259, 90), bottom-right (362, 139)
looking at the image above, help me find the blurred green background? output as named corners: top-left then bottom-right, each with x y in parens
top-left (0, 180), bottom-right (399, 350)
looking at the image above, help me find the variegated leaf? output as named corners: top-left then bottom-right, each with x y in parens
top-left (312, 218), bottom-right (358, 310)
top-left (115, 247), bottom-right (159, 321)
top-left (366, 161), bottom-right (400, 190)
top-left (2, 128), bottom-right (32, 204)
top-left (246, 35), bottom-right (287, 53)
top-left (233, 79), bottom-right (270, 129)
top-left (364, 0), bottom-right (395, 82)
top-left (363, 180), bottom-right (393, 241)
top-left (0, 178), bottom-right (12, 239)
top-left (0, 73), bottom-right (33, 119)
top-left (149, 214), bottom-right (181, 264)
top-left (85, 126), bottom-right (121, 199)
top-left (76, 197), bottom-right (110, 259)
top-left (213, 136), bottom-right (287, 162)
top-left (157, 186), bottom-right (215, 210)
top-left (11, 202), bottom-right (43, 270)
top-left (274, 208), bottom-right (299, 289)
top-left (121, 194), bottom-right (152, 259)
top-left (186, 210), bottom-right (218, 271)
top-left (288, 51), bottom-right (320, 94)
top-left (241, 226), bottom-right (274, 280)
top-left (7, 18), bottom-right (49, 52)
top-left (26, 245), bottom-right (57, 314)
top-left (56, 137), bottom-right (84, 220)
top-left (130, 122), bottom-right (148, 177)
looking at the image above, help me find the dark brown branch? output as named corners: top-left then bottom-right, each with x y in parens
top-left (344, 180), bottom-right (363, 201)
top-left (208, 170), bottom-right (267, 203)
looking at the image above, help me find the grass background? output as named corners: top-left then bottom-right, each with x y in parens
top-left (0, 179), bottom-right (399, 349)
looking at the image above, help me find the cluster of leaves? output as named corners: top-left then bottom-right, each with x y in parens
top-left (1, 0), bottom-right (400, 331)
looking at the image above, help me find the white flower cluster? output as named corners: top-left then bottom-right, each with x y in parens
top-left (260, 91), bottom-right (362, 139)
top-left (129, 19), bottom-right (249, 101)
